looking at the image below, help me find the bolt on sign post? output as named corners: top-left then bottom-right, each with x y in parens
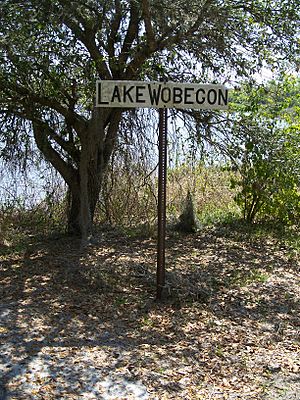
top-left (96, 80), bottom-right (229, 300)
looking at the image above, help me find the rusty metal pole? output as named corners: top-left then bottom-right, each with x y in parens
top-left (156, 106), bottom-right (168, 300)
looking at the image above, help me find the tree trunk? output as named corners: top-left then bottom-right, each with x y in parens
top-left (67, 109), bottom-right (121, 238)
top-left (67, 188), bottom-right (81, 235)
top-left (33, 109), bottom-right (121, 238)
top-left (66, 174), bottom-right (102, 237)
top-left (79, 138), bottom-right (92, 245)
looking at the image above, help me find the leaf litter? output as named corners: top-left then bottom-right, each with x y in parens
top-left (0, 227), bottom-right (299, 399)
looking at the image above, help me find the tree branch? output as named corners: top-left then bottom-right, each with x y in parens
top-left (102, 110), bottom-right (122, 167)
top-left (124, 0), bottom-right (215, 79)
top-left (46, 128), bottom-right (80, 166)
top-left (124, 44), bottom-right (155, 79)
top-left (32, 121), bottom-right (78, 188)
top-left (141, 0), bottom-right (156, 50)
top-left (119, 0), bottom-right (140, 72)
top-left (62, 15), bottom-right (112, 80)
top-left (107, 0), bottom-right (122, 58)
top-left (1, 79), bottom-right (87, 136)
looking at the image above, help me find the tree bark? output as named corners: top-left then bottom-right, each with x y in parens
top-left (66, 170), bottom-right (102, 237)
top-left (67, 188), bottom-right (81, 235)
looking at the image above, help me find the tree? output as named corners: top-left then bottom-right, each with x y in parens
top-left (228, 75), bottom-right (300, 223)
top-left (0, 0), bottom-right (299, 238)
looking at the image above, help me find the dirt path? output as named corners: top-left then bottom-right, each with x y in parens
top-left (0, 227), bottom-right (299, 399)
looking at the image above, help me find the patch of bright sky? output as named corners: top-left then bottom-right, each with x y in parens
top-left (253, 67), bottom-right (274, 83)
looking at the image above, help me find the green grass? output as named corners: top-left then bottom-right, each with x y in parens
top-left (198, 206), bottom-right (241, 227)
top-left (230, 269), bottom-right (269, 287)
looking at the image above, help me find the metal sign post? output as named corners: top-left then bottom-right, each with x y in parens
top-left (157, 107), bottom-right (168, 300)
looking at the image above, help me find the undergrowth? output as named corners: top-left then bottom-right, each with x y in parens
top-left (1, 164), bottom-right (300, 257)
top-left (0, 198), bottom-right (66, 255)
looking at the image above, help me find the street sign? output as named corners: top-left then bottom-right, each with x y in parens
top-left (95, 79), bottom-right (229, 300)
top-left (96, 80), bottom-right (228, 110)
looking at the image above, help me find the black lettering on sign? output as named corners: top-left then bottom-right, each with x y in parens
top-left (196, 88), bottom-right (205, 104)
top-left (207, 89), bottom-right (217, 105)
top-left (173, 87), bottom-right (183, 104)
top-left (111, 85), bottom-right (122, 102)
top-left (184, 87), bottom-right (194, 104)
top-left (218, 89), bottom-right (228, 105)
top-left (123, 85), bottom-right (134, 102)
top-left (97, 83), bottom-right (109, 105)
top-left (161, 87), bottom-right (171, 103)
top-left (148, 84), bottom-right (162, 106)
top-left (136, 86), bottom-right (146, 103)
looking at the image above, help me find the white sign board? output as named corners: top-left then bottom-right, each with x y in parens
top-left (96, 80), bottom-right (228, 110)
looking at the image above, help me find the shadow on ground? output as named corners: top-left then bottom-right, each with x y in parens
top-left (0, 226), bottom-right (299, 399)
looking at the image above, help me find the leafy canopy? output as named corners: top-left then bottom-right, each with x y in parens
top-left (0, 0), bottom-right (299, 233)
top-left (1, 0), bottom-right (299, 123)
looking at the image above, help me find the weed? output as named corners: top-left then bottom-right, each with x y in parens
top-left (141, 316), bottom-right (154, 327)
top-left (215, 345), bottom-right (224, 358)
top-left (115, 296), bottom-right (127, 306)
top-left (228, 269), bottom-right (269, 287)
